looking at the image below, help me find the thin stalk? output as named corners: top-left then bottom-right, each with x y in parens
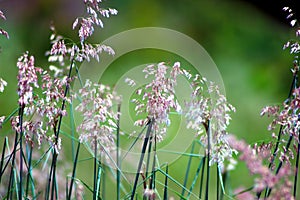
top-left (122, 125), bottom-right (148, 160)
top-left (49, 58), bottom-right (74, 200)
top-left (293, 128), bottom-right (300, 198)
top-left (155, 168), bottom-right (199, 199)
top-left (102, 164), bottom-right (105, 199)
top-left (93, 139), bottom-right (98, 200)
top-left (198, 156), bottom-right (206, 199)
top-left (149, 134), bottom-right (157, 191)
top-left (7, 127), bottom-right (20, 199)
top-left (55, 58), bottom-right (74, 141)
top-left (25, 142), bottom-right (33, 199)
top-left (217, 164), bottom-right (220, 200)
top-left (96, 164), bottom-right (102, 200)
top-left (47, 138), bottom-right (59, 200)
top-left (163, 164), bottom-right (168, 200)
top-left (205, 121), bottom-right (211, 200)
top-left (145, 132), bottom-right (153, 181)
top-left (13, 167), bottom-right (19, 200)
top-left (18, 105), bottom-right (25, 200)
top-left (131, 119), bottom-right (154, 200)
top-left (70, 103), bottom-right (76, 162)
top-left (0, 137), bottom-right (8, 183)
top-left (232, 186), bottom-right (254, 198)
top-left (116, 104), bottom-right (121, 200)
top-left (181, 141), bottom-right (196, 199)
top-left (45, 160), bottom-right (52, 200)
top-left (220, 171), bottom-right (227, 200)
top-left (186, 156), bottom-right (205, 199)
top-left (68, 142), bottom-right (81, 199)
top-left (66, 177), bottom-right (69, 200)
top-left (50, 148), bottom-right (58, 200)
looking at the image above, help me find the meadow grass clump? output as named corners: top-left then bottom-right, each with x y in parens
top-left (0, 1), bottom-right (300, 200)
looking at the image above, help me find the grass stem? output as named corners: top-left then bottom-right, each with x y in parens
top-left (293, 129), bottom-right (300, 198)
top-left (181, 141), bottom-right (196, 199)
top-left (205, 121), bottom-right (211, 200)
top-left (163, 164), bottom-right (168, 200)
top-left (199, 156), bottom-right (206, 199)
top-left (130, 119), bottom-right (154, 200)
top-left (117, 104), bottom-right (121, 200)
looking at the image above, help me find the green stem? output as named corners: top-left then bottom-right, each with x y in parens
top-left (18, 105), bottom-right (24, 200)
top-left (116, 104), bottom-right (121, 200)
top-left (187, 156), bottom-right (205, 199)
top-left (7, 126), bottom-right (20, 199)
top-left (199, 156), bottom-right (206, 199)
top-left (163, 164), bottom-right (168, 200)
top-left (181, 141), bottom-right (196, 199)
top-left (149, 133), bottom-right (157, 191)
top-left (68, 142), bottom-right (81, 199)
top-left (294, 128), bottom-right (300, 198)
top-left (0, 137), bottom-right (8, 184)
top-left (25, 142), bottom-right (33, 199)
top-left (49, 58), bottom-right (75, 200)
top-left (131, 119), bottom-right (154, 200)
top-left (93, 138), bottom-right (98, 200)
top-left (205, 121), bottom-right (211, 200)
top-left (217, 164), bottom-right (219, 200)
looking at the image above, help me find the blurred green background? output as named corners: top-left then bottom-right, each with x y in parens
top-left (0, 0), bottom-right (296, 198)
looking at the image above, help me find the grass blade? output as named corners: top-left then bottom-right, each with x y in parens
top-left (186, 155), bottom-right (205, 199)
top-left (0, 137), bottom-right (8, 183)
top-left (181, 141), bottom-right (196, 199)
top-left (199, 156), bottom-right (206, 199)
top-left (68, 142), bottom-right (81, 199)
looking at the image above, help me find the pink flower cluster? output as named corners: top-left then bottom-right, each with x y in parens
top-left (17, 52), bottom-right (43, 106)
top-left (261, 86), bottom-right (300, 150)
top-left (48, 24), bottom-right (115, 69)
top-left (73, 0), bottom-right (118, 42)
top-left (13, 52), bottom-right (70, 151)
top-left (75, 79), bottom-right (121, 154)
top-left (228, 135), bottom-right (294, 200)
top-left (282, 7), bottom-right (300, 55)
top-left (185, 76), bottom-right (236, 166)
top-left (128, 62), bottom-right (182, 141)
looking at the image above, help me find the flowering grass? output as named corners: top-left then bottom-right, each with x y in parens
top-left (0, 1), bottom-right (300, 200)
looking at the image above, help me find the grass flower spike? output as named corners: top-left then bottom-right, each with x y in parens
top-left (185, 75), bottom-right (236, 166)
top-left (128, 62), bottom-right (182, 141)
top-left (75, 79), bottom-right (121, 155)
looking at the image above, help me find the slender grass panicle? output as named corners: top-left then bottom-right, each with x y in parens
top-left (17, 52), bottom-right (43, 106)
top-left (227, 135), bottom-right (294, 199)
top-left (73, 0), bottom-right (118, 42)
top-left (185, 75), bottom-right (236, 166)
top-left (128, 62), bottom-right (183, 141)
top-left (75, 79), bottom-right (121, 154)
